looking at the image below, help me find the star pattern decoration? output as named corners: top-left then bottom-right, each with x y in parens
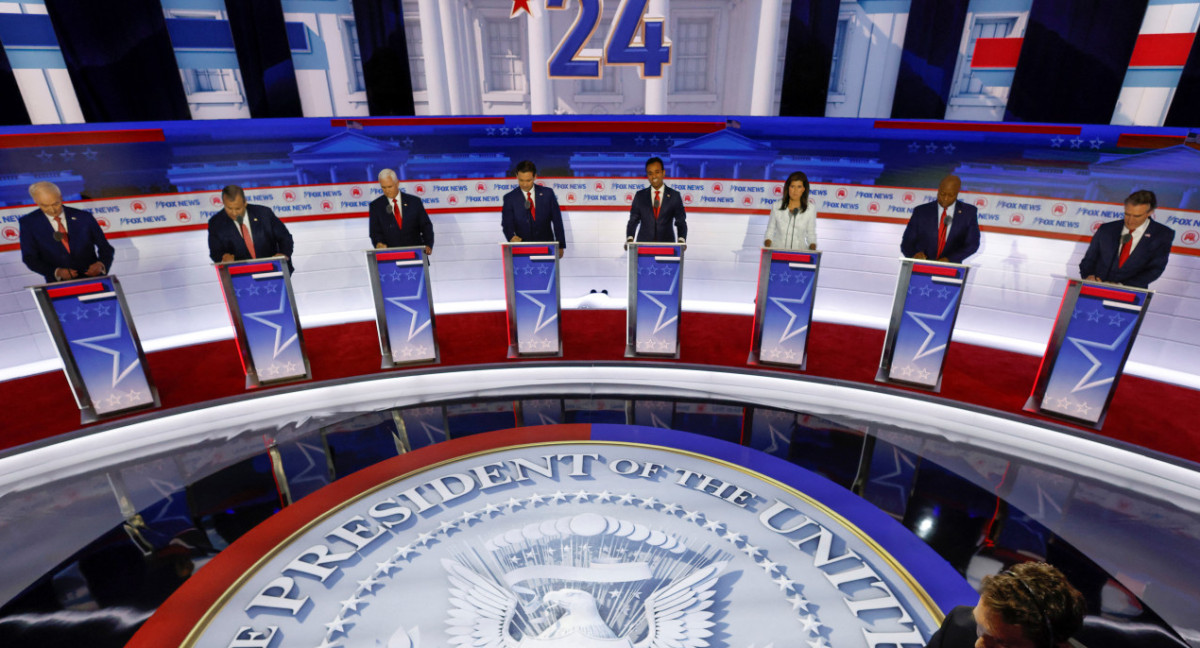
top-left (638, 270), bottom-right (681, 336)
top-left (1065, 317), bottom-right (1136, 393)
top-left (313, 489), bottom-right (834, 646)
top-left (384, 267), bottom-right (433, 342)
top-left (516, 263), bottom-right (559, 336)
top-left (1089, 137), bottom-right (1104, 150)
top-left (242, 283), bottom-right (299, 360)
top-left (908, 141), bottom-right (921, 153)
top-left (37, 149), bottom-right (55, 163)
top-left (70, 305), bottom-right (143, 390)
top-left (903, 296), bottom-right (959, 363)
top-left (1050, 136), bottom-right (1065, 148)
top-left (1070, 137), bottom-right (1084, 149)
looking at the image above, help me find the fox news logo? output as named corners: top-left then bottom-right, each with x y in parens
top-left (131, 201), bottom-right (146, 214)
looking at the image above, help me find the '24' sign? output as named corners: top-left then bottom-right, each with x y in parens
top-left (546, 0), bottom-right (671, 78)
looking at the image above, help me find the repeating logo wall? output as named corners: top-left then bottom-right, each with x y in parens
top-left (132, 426), bottom-right (969, 648)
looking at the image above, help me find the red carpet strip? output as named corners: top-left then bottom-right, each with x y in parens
top-left (1, 310), bottom-right (1197, 463)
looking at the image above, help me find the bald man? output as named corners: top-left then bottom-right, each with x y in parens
top-left (901, 175), bottom-right (980, 263)
top-left (19, 181), bottom-right (114, 283)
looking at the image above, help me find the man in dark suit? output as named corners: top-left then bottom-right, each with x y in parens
top-left (626, 156), bottom-right (687, 246)
top-left (927, 562), bottom-right (1086, 648)
top-left (1079, 190), bottom-right (1173, 289)
top-left (900, 175), bottom-right (980, 263)
top-left (369, 168), bottom-right (434, 253)
top-left (19, 181), bottom-right (114, 284)
top-left (501, 160), bottom-right (566, 257)
top-left (207, 185), bottom-right (295, 273)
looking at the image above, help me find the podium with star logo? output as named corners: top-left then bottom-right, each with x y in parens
top-left (749, 248), bottom-right (821, 370)
top-left (31, 276), bottom-right (160, 423)
top-left (503, 242), bottom-right (562, 357)
top-left (876, 259), bottom-right (971, 392)
top-left (215, 258), bottom-right (310, 388)
top-left (367, 247), bottom-right (439, 368)
top-left (627, 243), bottom-right (684, 358)
top-left (1026, 279), bottom-right (1152, 428)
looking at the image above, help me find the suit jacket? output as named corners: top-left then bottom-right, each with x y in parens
top-left (626, 185), bottom-right (687, 243)
top-left (501, 185), bottom-right (567, 249)
top-left (900, 200), bottom-right (980, 264)
top-left (207, 203), bottom-right (295, 273)
top-left (1078, 218), bottom-right (1173, 289)
top-left (19, 205), bottom-right (115, 284)
top-left (369, 192), bottom-right (434, 250)
top-left (925, 606), bottom-right (976, 648)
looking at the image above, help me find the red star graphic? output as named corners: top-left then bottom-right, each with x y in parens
top-left (511, 0), bottom-right (532, 17)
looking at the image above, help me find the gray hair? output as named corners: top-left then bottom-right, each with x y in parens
top-left (378, 168), bottom-right (398, 182)
top-left (29, 181), bottom-right (62, 199)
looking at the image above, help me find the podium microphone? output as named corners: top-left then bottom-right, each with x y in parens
top-left (525, 196), bottom-right (532, 211)
top-left (54, 231), bottom-right (66, 242)
top-left (789, 207), bottom-right (798, 216)
top-left (1107, 232), bottom-right (1132, 281)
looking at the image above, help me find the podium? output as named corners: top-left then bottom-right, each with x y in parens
top-left (215, 258), bottom-right (310, 388)
top-left (502, 242), bottom-right (562, 357)
top-left (30, 276), bottom-right (159, 423)
top-left (877, 259), bottom-right (970, 391)
top-left (367, 247), bottom-right (439, 368)
top-left (626, 243), bottom-right (684, 358)
top-left (1026, 279), bottom-right (1152, 428)
top-left (749, 248), bottom-right (820, 369)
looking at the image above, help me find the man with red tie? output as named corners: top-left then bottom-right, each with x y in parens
top-left (1080, 190), bottom-right (1173, 289)
top-left (900, 174), bottom-right (980, 264)
top-left (501, 160), bottom-right (566, 258)
top-left (19, 181), bottom-right (114, 284)
top-left (207, 185), bottom-right (294, 273)
top-left (626, 156), bottom-right (687, 247)
top-left (369, 168), bottom-right (434, 253)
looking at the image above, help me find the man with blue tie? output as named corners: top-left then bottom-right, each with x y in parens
top-left (1079, 190), bottom-right (1173, 289)
top-left (501, 160), bottom-right (566, 258)
top-left (207, 185), bottom-right (295, 273)
top-left (900, 175), bottom-right (980, 263)
top-left (19, 181), bottom-right (114, 283)
top-left (626, 157), bottom-right (687, 247)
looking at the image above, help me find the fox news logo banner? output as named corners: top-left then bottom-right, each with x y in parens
top-left (134, 425), bottom-right (969, 648)
top-left (4, 181), bottom-right (1194, 251)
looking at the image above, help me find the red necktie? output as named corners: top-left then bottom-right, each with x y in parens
top-left (53, 215), bottom-right (70, 253)
top-left (393, 198), bottom-right (403, 231)
top-left (936, 208), bottom-right (948, 258)
top-left (240, 218), bottom-right (256, 258)
top-left (653, 190), bottom-right (661, 219)
top-left (527, 191), bottom-right (535, 221)
top-left (1118, 229), bottom-right (1133, 267)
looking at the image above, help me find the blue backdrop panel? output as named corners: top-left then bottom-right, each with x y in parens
top-left (42, 0), bottom-right (190, 122)
top-left (34, 277), bottom-right (157, 421)
top-left (891, 0), bottom-right (970, 119)
top-left (879, 261), bottom-right (969, 391)
top-left (1165, 28), bottom-right (1200, 127)
top-left (505, 243), bottom-right (561, 356)
top-left (629, 244), bottom-right (684, 356)
top-left (0, 42), bottom-right (31, 126)
top-left (751, 249), bottom-right (820, 369)
top-left (370, 247), bottom-right (437, 367)
top-left (350, 0), bottom-right (416, 116)
top-left (219, 258), bottom-right (309, 387)
top-left (779, 0), bottom-right (841, 116)
top-left (1006, 0), bottom-right (1149, 124)
top-left (224, 0), bottom-right (303, 118)
top-left (1029, 281), bottom-right (1150, 427)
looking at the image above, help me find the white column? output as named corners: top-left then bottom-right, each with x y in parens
top-left (417, 0), bottom-right (449, 114)
top-left (527, 6), bottom-right (553, 114)
top-left (750, 0), bottom-right (782, 115)
top-left (644, 0), bottom-right (669, 114)
top-left (437, 0), bottom-right (463, 114)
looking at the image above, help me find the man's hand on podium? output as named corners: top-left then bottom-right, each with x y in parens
top-left (912, 251), bottom-right (928, 260)
top-left (85, 262), bottom-right (105, 277)
top-left (1086, 274), bottom-right (1100, 282)
top-left (510, 235), bottom-right (522, 242)
top-left (375, 242), bottom-right (386, 249)
top-left (424, 246), bottom-right (433, 255)
top-left (221, 253), bottom-right (235, 262)
top-left (557, 248), bottom-right (564, 259)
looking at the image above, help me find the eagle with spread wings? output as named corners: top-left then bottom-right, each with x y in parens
top-left (443, 558), bottom-right (728, 648)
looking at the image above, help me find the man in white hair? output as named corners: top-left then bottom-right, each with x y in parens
top-left (369, 168), bottom-right (434, 253)
top-left (19, 181), bottom-right (114, 283)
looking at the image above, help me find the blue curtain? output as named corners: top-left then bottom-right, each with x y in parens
top-left (891, 0), bottom-right (970, 119)
top-left (1165, 34), bottom-right (1200, 127)
top-left (779, 0), bottom-right (842, 117)
top-left (223, 0), bottom-right (302, 118)
top-left (1006, 0), bottom-right (1148, 124)
top-left (0, 40), bottom-right (31, 125)
top-left (351, 0), bottom-right (415, 116)
top-left (43, 0), bottom-right (190, 122)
